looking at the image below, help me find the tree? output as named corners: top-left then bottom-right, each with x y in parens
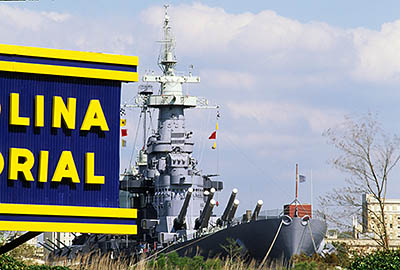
top-left (319, 113), bottom-right (400, 249)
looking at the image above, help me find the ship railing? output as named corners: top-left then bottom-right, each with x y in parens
top-left (258, 209), bottom-right (327, 221)
top-left (171, 223), bottom-right (224, 246)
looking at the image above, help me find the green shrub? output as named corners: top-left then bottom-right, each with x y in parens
top-left (350, 249), bottom-right (400, 270)
top-left (0, 254), bottom-right (26, 270)
top-left (0, 254), bottom-right (70, 270)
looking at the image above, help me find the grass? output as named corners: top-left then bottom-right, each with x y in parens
top-left (48, 252), bottom-right (290, 270)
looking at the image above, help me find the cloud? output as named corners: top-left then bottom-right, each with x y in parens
top-left (226, 101), bottom-right (344, 134)
top-left (140, 4), bottom-right (355, 78)
top-left (0, 5), bottom-right (49, 30)
top-left (200, 69), bottom-right (256, 90)
top-left (140, 4), bottom-right (253, 54)
top-left (0, 4), bottom-right (135, 54)
top-left (139, 3), bottom-right (400, 85)
top-left (352, 20), bottom-right (400, 83)
top-left (4, 3), bottom-right (400, 85)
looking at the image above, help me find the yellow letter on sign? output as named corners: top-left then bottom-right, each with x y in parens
top-left (85, 152), bottom-right (105, 184)
top-left (80, 100), bottom-right (109, 131)
top-left (8, 148), bottom-right (35, 181)
top-left (52, 151), bottom-right (80, 183)
top-left (35, 95), bottom-right (45, 127)
top-left (38, 151), bottom-right (49, 182)
top-left (0, 152), bottom-right (4, 176)
top-left (10, 93), bottom-right (30, 126)
top-left (52, 96), bottom-right (76, 129)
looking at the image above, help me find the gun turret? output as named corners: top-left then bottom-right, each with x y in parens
top-left (217, 188), bottom-right (238, 226)
top-left (251, 200), bottom-right (263, 221)
top-left (227, 199), bottom-right (239, 223)
top-left (173, 187), bottom-right (193, 231)
top-left (195, 188), bottom-right (216, 230)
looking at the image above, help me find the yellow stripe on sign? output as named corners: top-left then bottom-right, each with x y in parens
top-left (0, 44), bottom-right (139, 66)
top-left (0, 203), bottom-right (137, 219)
top-left (0, 221), bottom-right (137, 235)
top-left (0, 61), bottom-right (139, 82)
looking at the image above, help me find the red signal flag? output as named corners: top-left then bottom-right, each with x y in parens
top-left (121, 129), bottom-right (128, 137)
top-left (209, 131), bottom-right (217, 140)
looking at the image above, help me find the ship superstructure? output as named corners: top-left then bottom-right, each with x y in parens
top-left (135, 7), bottom-right (222, 243)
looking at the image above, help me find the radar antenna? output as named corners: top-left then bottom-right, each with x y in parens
top-left (158, 5), bottom-right (177, 75)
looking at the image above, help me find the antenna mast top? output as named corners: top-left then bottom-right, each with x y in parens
top-left (143, 6), bottom-right (203, 99)
top-left (159, 4), bottom-right (177, 75)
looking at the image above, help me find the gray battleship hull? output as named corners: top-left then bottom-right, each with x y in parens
top-left (166, 217), bottom-right (327, 262)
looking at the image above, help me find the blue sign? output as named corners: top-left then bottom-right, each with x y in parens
top-left (0, 44), bottom-right (138, 234)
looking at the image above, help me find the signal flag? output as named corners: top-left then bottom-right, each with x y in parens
top-left (209, 131), bottom-right (216, 140)
top-left (120, 119), bottom-right (126, 127)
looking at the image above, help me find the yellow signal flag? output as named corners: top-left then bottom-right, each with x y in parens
top-left (216, 122), bottom-right (219, 130)
top-left (121, 139), bottom-right (127, 147)
top-left (120, 119), bottom-right (127, 127)
top-left (212, 142), bottom-right (216, 149)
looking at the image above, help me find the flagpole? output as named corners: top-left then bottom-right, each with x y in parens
top-left (295, 164), bottom-right (298, 202)
top-left (295, 163), bottom-right (298, 217)
top-left (311, 169), bottom-right (313, 208)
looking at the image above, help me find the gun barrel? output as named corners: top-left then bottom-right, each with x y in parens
top-left (174, 187), bottom-right (193, 230)
top-left (202, 189), bottom-right (216, 218)
top-left (209, 188), bottom-right (216, 199)
top-left (251, 200), bottom-right (263, 221)
top-left (195, 189), bottom-right (216, 230)
top-left (200, 199), bottom-right (216, 229)
top-left (39, 242), bottom-right (54, 252)
top-left (47, 239), bottom-right (60, 250)
top-left (227, 199), bottom-right (239, 222)
top-left (221, 188), bottom-right (238, 222)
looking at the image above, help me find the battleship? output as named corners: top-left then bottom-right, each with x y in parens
top-left (45, 6), bottom-right (327, 265)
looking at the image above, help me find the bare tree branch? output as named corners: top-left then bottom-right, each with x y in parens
top-left (319, 113), bottom-right (400, 249)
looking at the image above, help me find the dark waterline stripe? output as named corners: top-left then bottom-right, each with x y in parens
top-left (0, 54), bottom-right (137, 73)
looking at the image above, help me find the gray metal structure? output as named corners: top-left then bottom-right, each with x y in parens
top-left (140, 7), bottom-right (222, 243)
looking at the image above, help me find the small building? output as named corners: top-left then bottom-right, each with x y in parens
top-left (362, 194), bottom-right (400, 240)
top-left (326, 194), bottom-right (400, 252)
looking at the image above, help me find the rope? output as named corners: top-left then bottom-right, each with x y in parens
top-left (307, 222), bottom-right (318, 253)
top-left (128, 113), bottom-right (143, 169)
top-left (224, 134), bottom-right (292, 199)
top-left (198, 109), bottom-right (212, 165)
top-left (258, 220), bottom-right (284, 270)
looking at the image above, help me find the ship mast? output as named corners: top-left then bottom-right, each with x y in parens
top-left (158, 5), bottom-right (177, 76)
top-left (142, 6), bottom-right (209, 235)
